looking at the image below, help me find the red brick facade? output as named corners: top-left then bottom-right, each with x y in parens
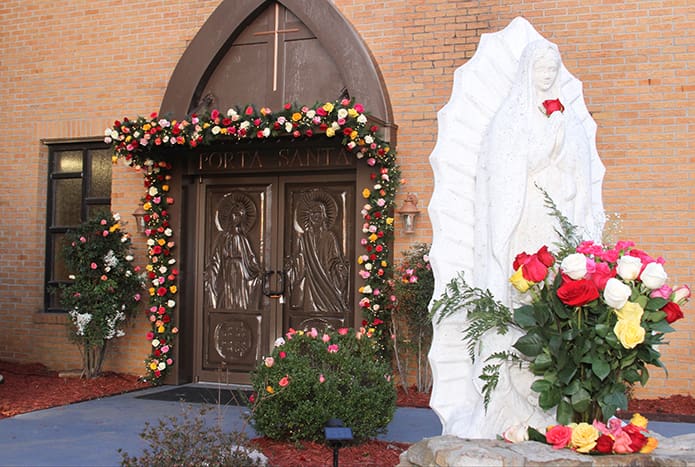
top-left (0, 1), bottom-right (691, 398)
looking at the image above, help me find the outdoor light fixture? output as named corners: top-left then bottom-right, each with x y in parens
top-left (324, 418), bottom-right (353, 467)
top-left (131, 205), bottom-right (147, 234)
top-left (397, 193), bottom-right (420, 234)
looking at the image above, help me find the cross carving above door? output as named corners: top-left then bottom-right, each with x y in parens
top-left (253, 2), bottom-right (300, 91)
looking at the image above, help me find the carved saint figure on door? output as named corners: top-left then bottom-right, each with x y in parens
top-left (286, 189), bottom-right (349, 313)
top-left (205, 193), bottom-right (262, 310)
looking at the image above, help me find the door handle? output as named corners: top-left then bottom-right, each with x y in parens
top-left (262, 270), bottom-right (285, 298)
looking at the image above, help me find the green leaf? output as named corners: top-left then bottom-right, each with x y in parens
top-left (556, 399), bottom-right (574, 425)
top-left (538, 386), bottom-right (561, 410)
top-left (591, 359), bottom-right (611, 381)
top-left (528, 426), bottom-right (547, 443)
top-left (649, 319), bottom-right (674, 333)
top-left (513, 333), bottom-right (544, 357)
top-left (594, 323), bottom-right (609, 338)
top-left (570, 388), bottom-right (591, 413)
top-left (532, 353), bottom-right (552, 372)
top-left (645, 297), bottom-right (668, 312)
top-left (563, 379), bottom-right (581, 396)
top-left (530, 379), bottom-right (552, 393)
top-left (513, 305), bottom-right (537, 328)
top-left (557, 365), bottom-right (577, 385)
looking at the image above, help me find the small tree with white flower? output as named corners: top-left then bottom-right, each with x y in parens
top-left (58, 211), bottom-right (144, 378)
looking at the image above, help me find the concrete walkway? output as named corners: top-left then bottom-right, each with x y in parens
top-left (0, 384), bottom-right (693, 467)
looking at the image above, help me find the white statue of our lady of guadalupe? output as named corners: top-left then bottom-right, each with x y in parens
top-left (428, 18), bottom-right (605, 439)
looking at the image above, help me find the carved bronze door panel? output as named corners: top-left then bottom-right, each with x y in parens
top-left (196, 174), bottom-right (354, 383)
top-left (282, 180), bottom-right (355, 332)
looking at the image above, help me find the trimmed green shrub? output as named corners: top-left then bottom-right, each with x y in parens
top-left (249, 326), bottom-right (396, 442)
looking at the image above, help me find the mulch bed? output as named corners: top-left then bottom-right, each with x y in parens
top-left (2, 360), bottom-right (694, 466)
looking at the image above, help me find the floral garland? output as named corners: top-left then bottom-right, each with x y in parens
top-left (105, 99), bottom-right (401, 382)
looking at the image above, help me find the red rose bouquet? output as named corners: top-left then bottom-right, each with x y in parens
top-left (508, 239), bottom-right (689, 424)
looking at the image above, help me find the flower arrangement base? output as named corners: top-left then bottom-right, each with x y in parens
top-left (398, 434), bottom-right (695, 467)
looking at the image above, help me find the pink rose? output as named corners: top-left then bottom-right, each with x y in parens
top-left (650, 284), bottom-right (672, 300)
top-left (338, 328), bottom-right (349, 335)
top-left (319, 374), bottom-right (326, 383)
top-left (612, 431), bottom-right (633, 453)
top-left (322, 334), bottom-right (331, 343)
top-left (278, 376), bottom-right (289, 387)
top-left (589, 261), bottom-right (616, 291)
top-left (327, 344), bottom-right (339, 353)
top-left (672, 285), bottom-right (691, 305)
top-left (545, 425), bottom-right (572, 449)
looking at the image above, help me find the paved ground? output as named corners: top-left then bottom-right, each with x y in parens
top-left (0, 384), bottom-right (693, 467)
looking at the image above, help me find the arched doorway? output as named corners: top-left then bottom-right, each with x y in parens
top-left (160, 0), bottom-right (395, 384)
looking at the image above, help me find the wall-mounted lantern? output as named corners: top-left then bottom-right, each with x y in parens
top-left (397, 193), bottom-right (420, 234)
top-left (131, 206), bottom-right (147, 234)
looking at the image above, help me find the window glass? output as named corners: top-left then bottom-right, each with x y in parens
top-left (54, 150), bottom-right (83, 173)
top-left (89, 149), bottom-right (112, 197)
top-left (53, 179), bottom-right (82, 227)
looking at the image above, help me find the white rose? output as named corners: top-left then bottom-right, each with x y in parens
top-left (640, 262), bottom-right (668, 290)
top-left (617, 256), bottom-right (642, 281)
top-left (211, 125), bottom-right (221, 135)
top-left (337, 108), bottom-right (348, 119)
top-left (357, 114), bottom-right (367, 124)
top-left (148, 186), bottom-right (159, 196)
top-left (274, 337), bottom-right (286, 347)
top-left (560, 253), bottom-right (587, 280)
top-left (157, 362), bottom-right (166, 371)
top-left (152, 339), bottom-right (160, 347)
top-left (603, 278), bottom-right (632, 309)
top-left (503, 424), bottom-right (529, 443)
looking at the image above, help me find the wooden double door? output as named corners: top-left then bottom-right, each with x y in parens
top-left (193, 172), bottom-right (355, 383)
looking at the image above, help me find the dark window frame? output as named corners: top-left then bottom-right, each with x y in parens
top-left (43, 138), bottom-right (111, 312)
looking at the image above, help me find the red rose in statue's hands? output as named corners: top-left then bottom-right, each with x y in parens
top-left (542, 99), bottom-right (565, 116)
top-left (556, 277), bottom-right (599, 306)
top-left (661, 301), bottom-right (684, 323)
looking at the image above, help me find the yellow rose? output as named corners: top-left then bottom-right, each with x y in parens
top-left (202, 122), bottom-right (210, 129)
top-left (570, 422), bottom-right (599, 453)
top-left (142, 202), bottom-right (152, 211)
top-left (142, 123), bottom-right (151, 131)
top-left (112, 155), bottom-right (118, 163)
top-left (169, 285), bottom-right (178, 294)
top-left (291, 112), bottom-right (302, 122)
top-left (326, 127), bottom-right (335, 137)
top-left (162, 184), bottom-right (169, 192)
top-left (149, 362), bottom-right (158, 370)
top-left (509, 268), bottom-right (532, 293)
top-left (362, 188), bottom-right (371, 198)
top-left (615, 301), bottom-right (644, 322)
top-left (149, 287), bottom-right (155, 296)
top-left (157, 325), bottom-right (165, 333)
top-left (640, 437), bottom-right (658, 454)
top-left (368, 233), bottom-right (378, 242)
top-left (266, 385), bottom-right (274, 394)
top-left (109, 223), bottom-right (120, 233)
top-left (630, 413), bottom-right (649, 429)
top-left (348, 108), bottom-right (358, 118)
top-left (381, 261), bottom-right (388, 267)
top-left (349, 130), bottom-right (358, 140)
top-left (386, 217), bottom-right (394, 225)
top-left (322, 102), bottom-right (334, 113)
top-left (614, 318), bottom-right (646, 349)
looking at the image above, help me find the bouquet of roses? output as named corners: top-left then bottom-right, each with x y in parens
top-left (509, 239), bottom-right (689, 424)
top-left (539, 413), bottom-right (658, 454)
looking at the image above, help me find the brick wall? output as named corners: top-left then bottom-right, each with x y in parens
top-left (0, 0), bottom-right (691, 398)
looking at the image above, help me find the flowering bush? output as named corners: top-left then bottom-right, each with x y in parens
top-left (58, 212), bottom-right (144, 378)
top-left (508, 239), bottom-right (689, 424)
top-left (389, 243), bottom-right (434, 393)
top-left (106, 98), bottom-right (400, 382)
top-left (535, 413), bottom-right (658, 455)
top-left (249, 326), bottom-right (396, 442)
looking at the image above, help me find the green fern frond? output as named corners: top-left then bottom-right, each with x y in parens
top-left (536, 184), bottom-right (581, 258)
